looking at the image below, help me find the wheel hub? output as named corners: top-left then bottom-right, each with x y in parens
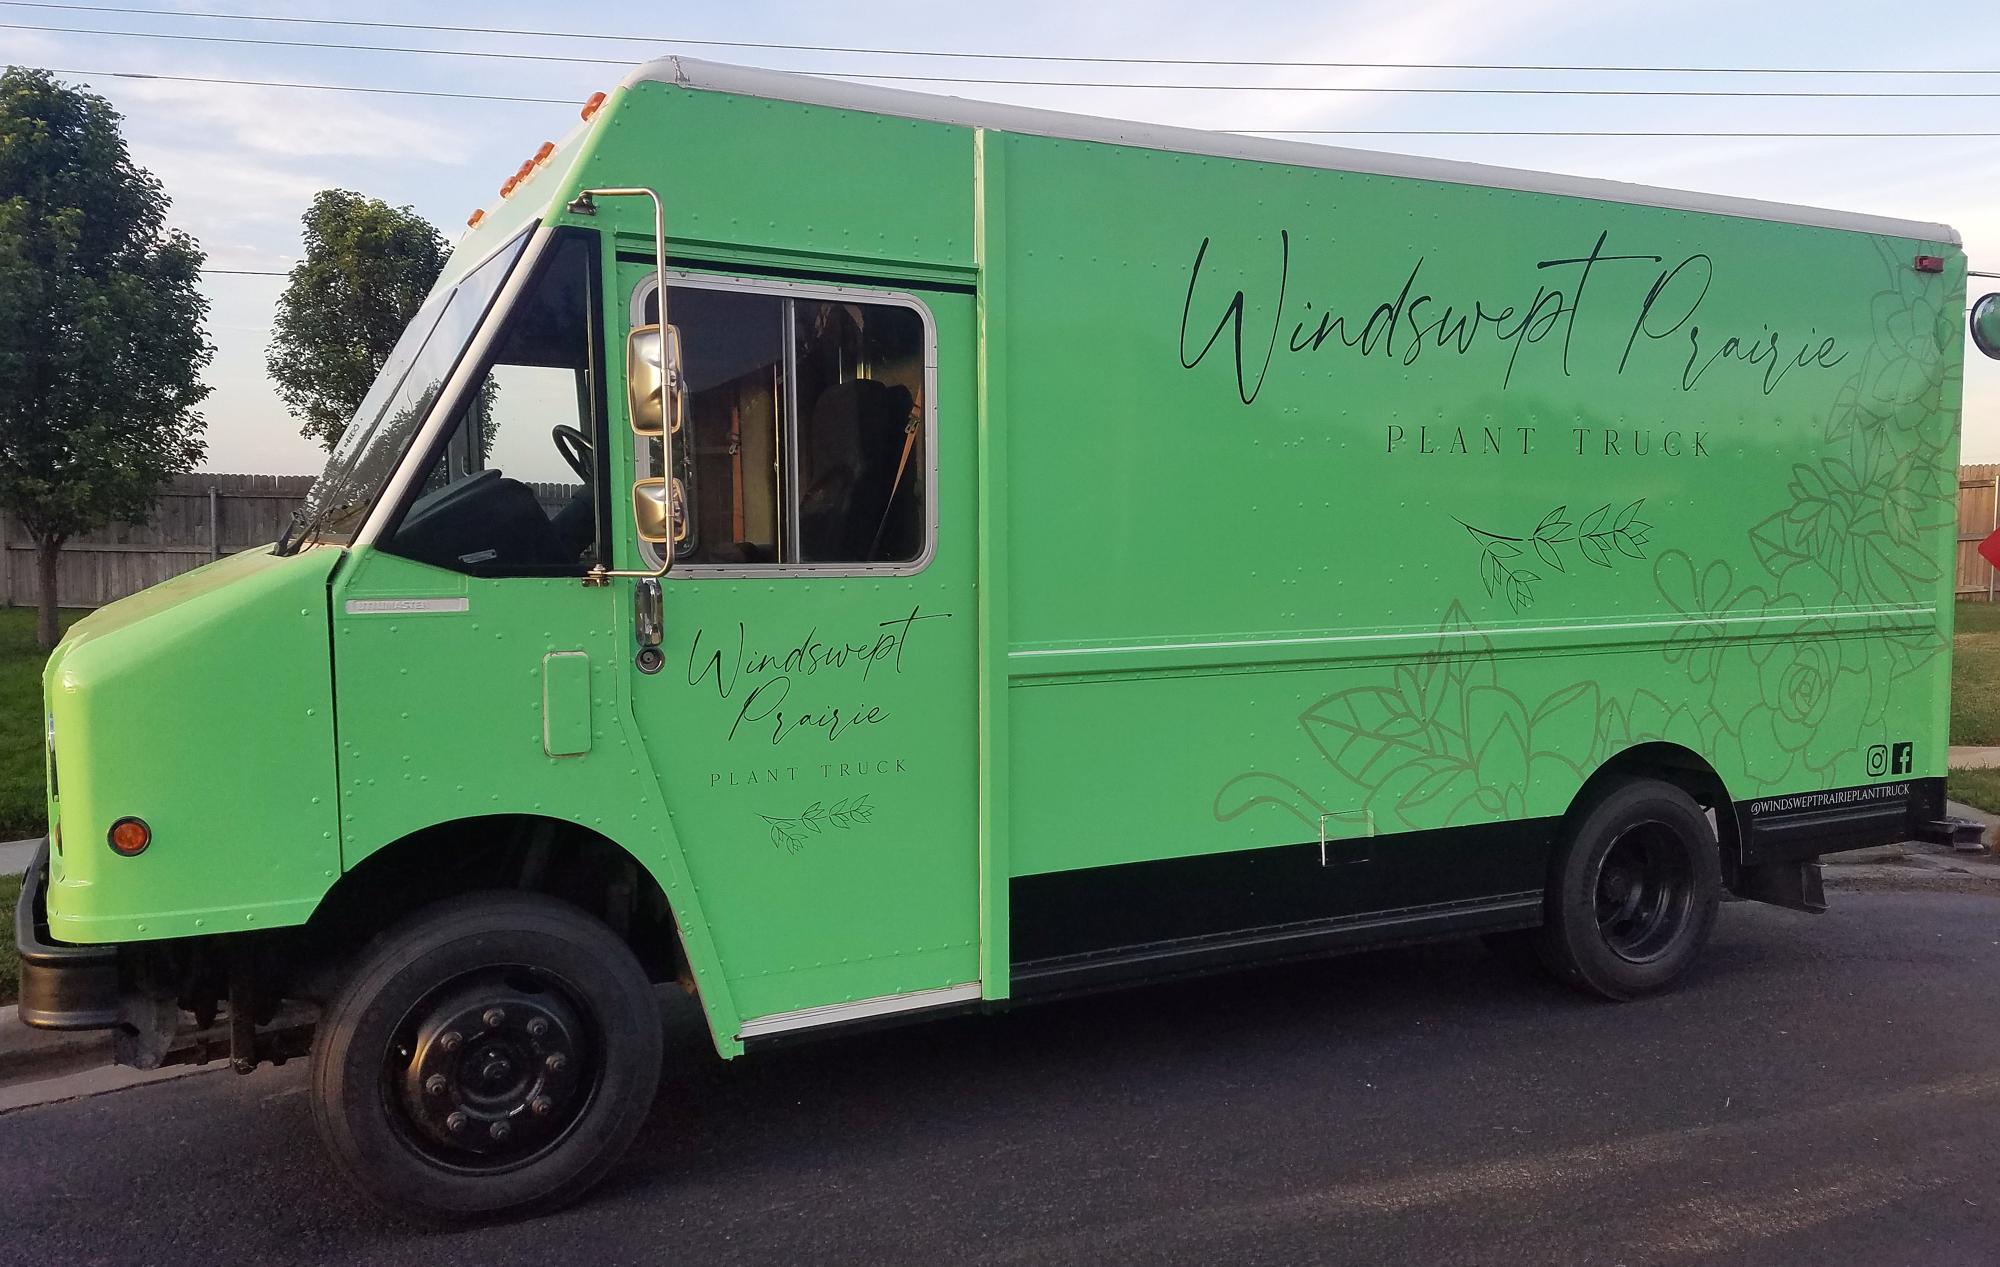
top-left (396, 979), bottom-right (590, 1165)
top-left (1592, 821), bottom-right (1695, 964)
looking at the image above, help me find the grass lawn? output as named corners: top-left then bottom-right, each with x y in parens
top-left (0, 607), bottom-right (81, 844)
top-left (1951, 601), bottom-right (2000, 747)
top-left (1947, 768), bottom-right (2000, 817)
top-left (1, 605), bottom-right (83, 1006)
top-left (0, 872), bottom-right (16, 1005)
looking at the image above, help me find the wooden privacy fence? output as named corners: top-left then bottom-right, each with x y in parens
top-left (1962, 464), bottom-right (2000, 601)
top-left (0, 471), bottom-right (588, 610)
top-left (0, 472), bottom-right (316, 610)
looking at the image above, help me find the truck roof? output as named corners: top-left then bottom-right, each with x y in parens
top-left (625, 56), bottom-right (1959, 246)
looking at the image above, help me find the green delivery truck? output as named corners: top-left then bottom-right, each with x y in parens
top-left (19, 57), bottom-right (2000, 1220)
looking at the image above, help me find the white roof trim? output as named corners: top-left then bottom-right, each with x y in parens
top-left (625, 57), bottom-right (1958, 246)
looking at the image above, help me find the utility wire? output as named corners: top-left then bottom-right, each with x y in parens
top-left (43, 68), bottom-right (2000, 137)
top-left (5, 1), bottom-right (1999, 76)
top-left (50, 67), bottom-right (575, 104)
top-left (13, 23), bottom-right (2000, 97)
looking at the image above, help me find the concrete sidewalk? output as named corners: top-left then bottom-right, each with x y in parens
top-left (1949, 746), bottom-right (2000, 770)
top-left (0, 836), bottom-right (37, 877)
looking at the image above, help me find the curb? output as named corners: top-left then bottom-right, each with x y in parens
top-left (0, 1006), bottom-right (115, 1085)
top-left (1826, 843), bottom-right (1908, 864)
top-left (0, 1061), bottom-right (215, 1116)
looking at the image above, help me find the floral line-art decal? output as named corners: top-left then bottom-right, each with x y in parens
top-left (760, 795), bottom-right (875, 854)
top-left (1216, 601), bottom-right (1622, 836)
top-left (1456, 500), bottom-right (1653, 611)
top-left (1218, 237), bottom-right (1957, 834)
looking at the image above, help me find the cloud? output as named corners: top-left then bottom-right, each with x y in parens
top-left (102, 75), bottom-right (465, 160)
top-left (1053, 0), bottom-right (1601, 135)
top-left (133, 143), bottom-right (325, 235)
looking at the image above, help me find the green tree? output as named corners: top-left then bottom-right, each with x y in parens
top-left (266, 190), bottom-right (447, 451)
top-left (0, 67), bottom-right (212, 649)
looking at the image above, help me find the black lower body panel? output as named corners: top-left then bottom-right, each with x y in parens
top-left (1010, 817), bottom-right (1556, 997)
top-left (1736, 776), bottom-right (1946, 864)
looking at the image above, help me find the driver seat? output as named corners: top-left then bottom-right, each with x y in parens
top-left (800, 379), bottom-right (916, 562)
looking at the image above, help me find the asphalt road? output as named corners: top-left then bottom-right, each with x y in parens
top-left (4, 889), bottom-right (2000, 1267)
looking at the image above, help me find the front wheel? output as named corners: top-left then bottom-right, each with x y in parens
top-left (1537, 778), bottom-right (1720, 1000)
top-left (309, 892), bottom-right (663, 1223)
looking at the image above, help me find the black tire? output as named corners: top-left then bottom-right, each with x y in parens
top-left (1537, 778), bottom-right (1721, 1000)
top-left (309, 891), bottom-right (663, 1224)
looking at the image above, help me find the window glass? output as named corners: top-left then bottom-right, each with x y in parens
top-left (644, 281), bottom-right (928, 568)
top-left (385, 233), bottom-right (600, 575)
top-left (286, 231), bottom-right (530, 549)
top-left (670, 287), bottom-right (783, 565)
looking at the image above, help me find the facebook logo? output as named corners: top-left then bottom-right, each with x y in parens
top-left (1891, 742), bottom-right (1914, 776)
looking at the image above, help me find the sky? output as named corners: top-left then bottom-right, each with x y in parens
top-left (4, 0), bottom-right (1999, 473)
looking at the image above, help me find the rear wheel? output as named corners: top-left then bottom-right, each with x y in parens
top-left (1537, 778), bottom-right (1720, 1000)
top-left (309, 891), bottom-right (663, 1224)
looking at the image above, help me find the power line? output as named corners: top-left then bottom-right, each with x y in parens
top-left (201, 268), bottom-right (286, 275)
top-left (6, 1), bottom-right (1998, 76)
top-left (10, 19), bottom-right (613, 66)
top-left (14, 23), bottom-right (2000, 98)
top-left (49, 67), bottom-right (575, 105)
top-left (44, 69), bottom-right (2000, 138)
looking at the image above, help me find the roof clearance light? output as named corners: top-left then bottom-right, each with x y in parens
top-left (581, 91), bottom-right (606, 121)
top-left (107, 816), bottom-right (151, 857)
top-left (533, 141), bottom-right (556, 166)
top-left (467, 208), bottom-right (485, 229)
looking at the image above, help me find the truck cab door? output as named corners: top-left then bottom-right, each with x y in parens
top-left (611, 262), bottom-right (981, 1040)
top-left (330, 229), bottom-right (628, 866)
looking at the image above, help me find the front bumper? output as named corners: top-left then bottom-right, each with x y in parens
top-left (14, 840), bottom-right (122, 1031)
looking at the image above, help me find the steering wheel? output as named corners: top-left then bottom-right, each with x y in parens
top-left (552, 424), bottom-right (593, 482)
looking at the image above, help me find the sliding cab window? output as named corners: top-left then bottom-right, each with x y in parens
top-left (639, 281), bottom-right (929, 569)
top-left (383, 231), bottom-right (604, 576)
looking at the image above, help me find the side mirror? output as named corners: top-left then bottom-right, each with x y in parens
top-left (626, 324), bottom-right (684, 435)
top-left (1974, 293), bottom-right (2000, 361)
top-left (633, 477), bottom-right (688, 545)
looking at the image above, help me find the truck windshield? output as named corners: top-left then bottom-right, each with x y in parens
top-left (282, 230), bottom-right (533, 551)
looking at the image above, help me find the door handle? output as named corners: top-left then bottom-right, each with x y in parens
top-left (635, 578), bottom-right (664, 675)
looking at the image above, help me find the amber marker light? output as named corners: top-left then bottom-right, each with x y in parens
top-left (467, 208), bottom-right (486, 229)
top-left (107, 816), bottom-right (151, 857)
top-left (532, 141), bottom-right (556, 166)
top-left (580, 91), bottom-right (606, 121)
top-left (500, 160), bottom-right (534, 199)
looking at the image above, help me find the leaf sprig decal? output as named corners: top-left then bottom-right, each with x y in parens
top-left (1456, 500), bottom-right (1653, 611)
top-left (760, 795), bottom-right (876, 854)
top-left (1576, 500), bottom-right (1653, 568)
